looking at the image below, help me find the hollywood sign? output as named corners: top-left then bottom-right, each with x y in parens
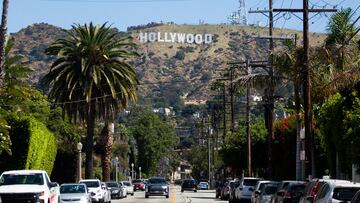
top-left (139, 32), bottom-right (213, 44)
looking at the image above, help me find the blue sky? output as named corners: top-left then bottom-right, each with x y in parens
top-left (5, 0), bottom-right (360, 33)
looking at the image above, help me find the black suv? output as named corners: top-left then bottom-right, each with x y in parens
top-left (181, 179), bottom-right (197, 192)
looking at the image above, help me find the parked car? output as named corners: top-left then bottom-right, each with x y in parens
top-left (105, 182), bottom-right (122, 199)
top-left (122, 181), bottom-right (134, 196)
top-left (258, 184), bottom-right (281, 203)
top-left (132, 179), bottom-right (145, 191)
top-left (351, 190), bottom-right (360, 203)
top-left (175, 179), bottom-right (183, 186)
top-left (101, 182), bottom-right (111, 203)
top-left (60, 183), bottom-right (91, 203)
top-left (117, 182), bottom-right (127, 198)
top-left (299, 179), bottom-right (327, 203)
top-left (198, 182), bottom-right (210, 190)
top-left (216, 180), bottom-right (225, 198)
top-left (313, 180), bottom-right (360, 203)
top-left (234, 177), bottom-right (262, 203)
top-left (271, 181), bottom-right (302, 203)
top-left (0, 170), bottom-right (60, 203)
top-left (145, 177), bottom-right (169, 198)
top-left (221, 180), bottom-right (233, 200)
top-left (181, 179), bottom-right (198, 192)
top-left (252, 181), bottom-right (279, 203)
top-left (278, 181), bottom-right (306, 203)
top-left (229, 179), bottom-right (240, 203)
top-left (79, 179), bottom-right (104, 203)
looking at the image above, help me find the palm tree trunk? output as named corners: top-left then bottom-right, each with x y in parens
top-left (85, 103), bottom-right (95, 179)
top-left (0, 0), bottom-right (9, 88)
top-left (101, 122), bottom-right (113, 182)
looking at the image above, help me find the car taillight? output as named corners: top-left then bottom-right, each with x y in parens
top-left (284, 192), bottom-right (294, 198)
top-left (311, 181), bottom-right (319, 197)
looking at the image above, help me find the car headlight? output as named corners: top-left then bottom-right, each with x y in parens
top-left (80, 196), bottom-right (88, 202)
top-left (162, 186), bottom-right (168, 189)
top-left (38, 191), bottom-right (45, 200)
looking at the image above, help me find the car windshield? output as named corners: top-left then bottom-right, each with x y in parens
top-left (106, 182), bottom-right (118, 187)
top-left (149, 178), bottom-right (166, 184)
top-left (244, 179), bottom-right (259, 186)
top-left (60, 185), bottom-right (86, 194)
top-left (332, 187), bottom-right (360, 201)
top-left (0, 173), bottom-right (43, 186)
top-left (80, 181), bottom-right (99, 188)
top-left (264, 186), bottom-right (278, 195)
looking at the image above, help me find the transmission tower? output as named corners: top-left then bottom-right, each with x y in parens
top-left (239, 0), bottom-right (248, 25)
top-left (228, 0), bottom-right (248, 25)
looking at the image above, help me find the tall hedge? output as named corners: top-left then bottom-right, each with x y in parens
top-left (0, 115), bottom-right (57, 175)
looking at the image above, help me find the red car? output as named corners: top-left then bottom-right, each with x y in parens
top-left (132, 179), bottom-right (145, 191)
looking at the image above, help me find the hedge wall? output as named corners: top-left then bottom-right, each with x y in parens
top-left (0, 115), bottom-right (57, 175)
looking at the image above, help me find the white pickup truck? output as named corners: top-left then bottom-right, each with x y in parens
top-left (0, 170), bottom-right (60, 203)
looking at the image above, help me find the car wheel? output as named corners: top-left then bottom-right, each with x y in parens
top-left (131, 193), bottom-right (134, 196)
top-left (181, 190), bottom-right (184, 192)
top-left (166, 195), bottom-right (169, 198)
top-left (194, 190), bottom-right (197, 192)
top-left (145, 195), bottom-right (149, 198)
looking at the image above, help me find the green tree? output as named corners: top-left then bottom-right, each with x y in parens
top-left (126, 106), bottom-right (179, 176)
top-left (43, 23), bottom-right (139, 179)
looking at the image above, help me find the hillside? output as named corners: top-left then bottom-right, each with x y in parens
top-left (10, 23), bottom-right (326, 105)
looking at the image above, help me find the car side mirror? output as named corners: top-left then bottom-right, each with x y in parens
top-left (49, 182), bottom-right (58, 188)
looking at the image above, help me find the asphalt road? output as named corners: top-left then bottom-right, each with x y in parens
top-left (111, 185), bottom-right (227, 203)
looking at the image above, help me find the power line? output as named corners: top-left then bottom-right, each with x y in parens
top-left (41, 0), bottom-right (190, 2)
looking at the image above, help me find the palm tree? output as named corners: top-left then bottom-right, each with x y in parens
top-left (0, 0), bottom-right (9, 88)
top-left (326, 8), bottom-right (356, 71)
top-left (43, 23), bottom-right (139, 179)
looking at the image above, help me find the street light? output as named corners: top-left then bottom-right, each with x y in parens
top-left (139, 166), bottom-right (142, 180)
top-left (115, 156), bottom-right (119, 182)
top-left (77, 142), bottom-right (83, 182)
top-left (131, 163), bottom-right (134, 180)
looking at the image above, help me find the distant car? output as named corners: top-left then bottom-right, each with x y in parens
top-left (221, 180), bottom-right (232, 200)
top-left (132, 179), bottom-right (145, 191)
top-left (117, 182), bottom-right (127, 198)
top-left (101, 182), bottom-right (111, 203)
top-left (279, 182), bottom-right (306, 203)
top-left (105, 182), bottom-right (122, 199)
top-left (181, 179), bottom-right (198, 192)
top-left (299, 179), bottom-right (328, 203)
top-left (258, 184), bottom-right (281, 203)
top-left (252, 181), bottom-right (279, 203)
top-left (234, 177), bottom-right (262, 203)
top-left (175, 179), bottom-right (183, 186)
top-left (229, 179), bottom-right (240, 203)
top-left (79, 179), bottom-right (104, 203)
top-left (121, 181), bottom-right (134, 196)
top-left (313, 180), bottom-right (360, 203)
top-left (60, 183), bottom-right (91, 203)
top-left (145, 177), bottom-right (169, 198)
top-left (215, 180), bottom-right (224, 199)
top-left (198, 182), bottom-right (209, 190)
top-left (271, 181), bottom-right (302, 203)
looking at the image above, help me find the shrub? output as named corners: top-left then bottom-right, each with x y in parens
top-left (175, 50), bottom-right (185, 60)
top-left (0, 115), bottom-right (57, 175)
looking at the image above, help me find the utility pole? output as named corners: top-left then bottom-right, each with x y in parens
top-left (249, 0), bottom-right (336, 179)
top-left (246, 60), bottom-right (252, 176)
top-left (230, 67), bottom-right (235, 132)
top-left (223, 83), bottom-right (227, 138)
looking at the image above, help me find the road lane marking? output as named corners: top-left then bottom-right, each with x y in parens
top-left (171, 186), bottom-right (176, 203)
